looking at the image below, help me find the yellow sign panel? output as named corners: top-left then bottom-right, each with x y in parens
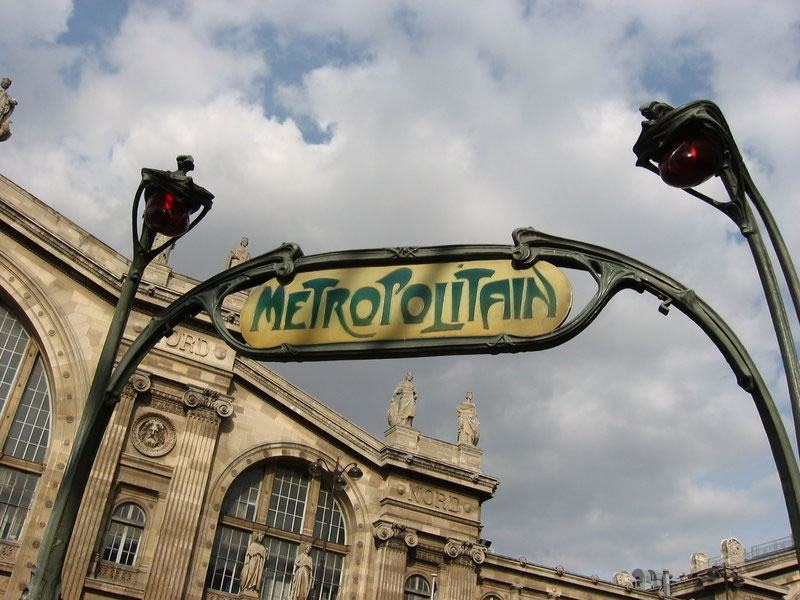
top-left (240, 260), bottom-right (572, 348)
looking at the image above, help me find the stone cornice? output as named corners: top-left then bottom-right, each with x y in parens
top-left (1, 178), bottom-right (241, 335)
top-left (380, 447), bottom-right (498, 497)
top-left (477, 552), bottom-right (664, 598)
top-left (0, 197), bottom-right (121, 303)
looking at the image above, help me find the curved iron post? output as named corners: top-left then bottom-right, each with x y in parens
top-left (103, 228), bottom-right (800, 563)
top-left (633, 99), bottom-right (800, 457)
top-left (23, 158), bottom-right (215, 600)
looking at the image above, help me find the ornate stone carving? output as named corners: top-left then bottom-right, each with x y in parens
top-left (613, 571), bottom-right (635, 588)
top-left (373, 520), bottom-right (419, 549)
top-left (443, 538), bottom-right (488, 564)
top-left (444, 539), bottom-right (462, 558)
top-left (240, 532), bottom-right (268, 591)
top-left (373, 521), bottom-right (395, 541)
top-left (404, 531), bottom-right (419, 548)
top-left (456, 392), bottom-right (480, 446)
top-left (0, 540), bottom-right (18, 563)
top-left (131, 413), bottom-right (176, 457)
top-left (183, 387), bottom-right (233, 418)
top-left (290, 543), bottom-right (313, 600)
top-left (470, 546), bottom-right (486, 564)
top-left (226, 237), bottom-right (251, 269)
top-left (721, 538), bottom-right (745, 566)
top-left (96, 563), bottom-right (136, 584)
top-left (152, 234), bottom-right (175, 265)
top-left (130, 372), bottom-right (152, 393)
top-left (388, 372), bottom-right (417, 428)
top-left (0, 77), bottom-right (17, 142)
top-left (691, 552), bottom-right (709, 572)
top-left (548, 586), bottom-right (562, 599)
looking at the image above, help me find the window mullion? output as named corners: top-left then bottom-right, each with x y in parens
top-left (256, 468), bottom-right (274, 524)
top-left (0, 345), bottom-right (36, 442)
top-left (303, 477), bottom-right (322, 537)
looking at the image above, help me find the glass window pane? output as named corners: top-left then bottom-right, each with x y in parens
top-left (206, 525), bottom-right (250, 593)
top-left (221, 466), bottom-right (263, 522)
top-left (310, 547), bottom-right (344, 600)
top-left (313, 487), bottom-right (346, 545)
top-left (3, 356), bottom-right (51, 464)
top-left (102, 502), bottom-right (145, 566)
top-left (405, 574), bottom-right (431, 599)
top-left (267, 466), bottom-right (309, 534)
top-left (0, 466), bottom-right (38, 541)
top-left (260, 537), bottom-right (298, 600)
top-left (0, 301), bottom-right (30, 414)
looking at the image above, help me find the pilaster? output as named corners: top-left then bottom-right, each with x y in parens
top-left (373, 520), bottom-right (418, 600)
top-left (143, 386), bottom-right (232, 600)
top-left (441, 538), bottom-right (487, 600)
top-left (61, 372), bottom-right (150, 600)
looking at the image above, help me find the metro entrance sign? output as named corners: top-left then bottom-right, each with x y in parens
top-left (34, 223), bottom-right (800, 600)
top-left (240, 257), bottom-right (572, 351)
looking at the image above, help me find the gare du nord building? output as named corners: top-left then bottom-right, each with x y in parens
top-left (0, 172), bottom-right (799, 600)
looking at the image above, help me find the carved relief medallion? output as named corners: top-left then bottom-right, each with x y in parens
top-left (131, 413), bottom-right (176, 457)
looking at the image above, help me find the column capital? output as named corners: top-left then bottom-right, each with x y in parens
top-left (121, 370), bottom-right (152, 398)
top-left (183, 385), bottom-right (233, 419)
top-left (443, 538), bottom-right (487, 564)
top-left (372, 519), bottom-right (418, 548)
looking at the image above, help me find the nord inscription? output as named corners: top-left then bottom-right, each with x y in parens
top-left (398, 483), bottom-right (472, 515)
top-left (164, 331), bottom-right (210, 357)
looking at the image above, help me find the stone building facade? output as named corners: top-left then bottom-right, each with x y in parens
top-left (0, 173), bottom-right (798, 600)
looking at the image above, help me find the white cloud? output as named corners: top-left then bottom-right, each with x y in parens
top-left (1, 0), bottom-right (799, 579)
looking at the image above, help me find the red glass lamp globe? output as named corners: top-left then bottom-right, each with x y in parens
top-left (658, 136), bottom-right (723, 189)
top-left (143, 187), bottom-right (191, 236)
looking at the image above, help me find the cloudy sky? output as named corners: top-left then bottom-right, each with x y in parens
top-left (2, 0), bottom-right (800, 581)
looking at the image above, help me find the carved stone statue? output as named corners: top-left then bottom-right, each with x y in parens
top-left (0, 77), bottom-right (18, 142)
top-left (240, 532), bottom-right (267, 591)
top-left (388, 372), bottom-right (417, 428)
top-left (456, 392), bottom-right (480, 446)
top-left (612, 571), bottom-right (634, 587)
top-left (226, 237), bottom-right (251, 269)
top-left (721, 537), bottom-right (745, 566)
top-left (690, 552), bottom-right (709, 572)
top-left (290, 543), bottom-right (313, 600)
top-left (152, 233), bottom-right (175, 265)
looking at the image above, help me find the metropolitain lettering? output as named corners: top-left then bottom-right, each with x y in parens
top-left (240, 259), bottom-right (572, 347)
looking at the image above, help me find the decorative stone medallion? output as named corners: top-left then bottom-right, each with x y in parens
top-left (131, 413), bottom-right (176, 457)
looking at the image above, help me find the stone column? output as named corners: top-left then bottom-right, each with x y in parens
top-left (144, 388), bottom-right (232, 600)
top-left (440, 539), bottom-right (486, 600)
top-left (61, 372), bottom-right (150, 600)
top-left (373, 520), bottom-right (418, 600)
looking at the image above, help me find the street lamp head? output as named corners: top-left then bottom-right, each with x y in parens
top-left (308, 459), bottom-right (324, 478)
top-left (657, 133), bottom-right (723, 189)
top-left (308, 458), bottom-right (363, 489)
top-left (633, 100), bottom-right (728, 189)
top-left (139, 155), bottom-right (214, 237)
top-left (346, 464), bottom-right (364, 480)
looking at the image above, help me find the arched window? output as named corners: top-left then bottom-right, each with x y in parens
top-left (483, 595), bottom-right (503, 600)
top-left (0, 300), bottom-right (52, 541)
top-left (101, 503), bottom-right (146, 566)
top-left (206, 462), bottom-right (349, 598)
top-left (405, 574), bottom-right (433, 600)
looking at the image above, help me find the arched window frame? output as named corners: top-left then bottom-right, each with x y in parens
top-left (0, 300), bottom-right (53, 542)
top-left (405, 573), bottom-right (435, 600)
top-left (101, 502), bottom-right (146, 566)
top-left (206, 460), bottom-right (352, 598)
